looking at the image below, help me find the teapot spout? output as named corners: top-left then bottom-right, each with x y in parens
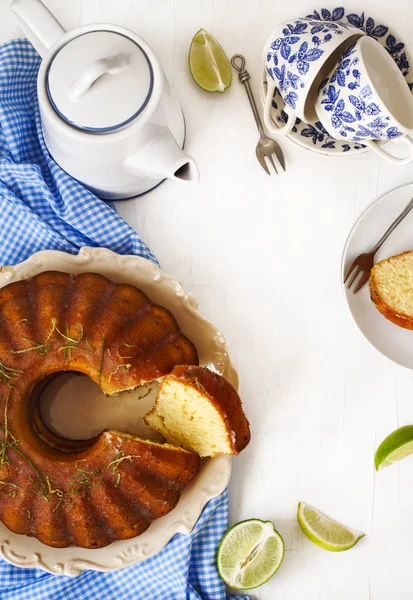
top-left (124, 128), bottom-right (199, 184)
top-left (10, 0), bottom-right (66, 58)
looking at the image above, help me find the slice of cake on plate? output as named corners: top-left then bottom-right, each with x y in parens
top-left (370, 250), bottom-right (413, 329)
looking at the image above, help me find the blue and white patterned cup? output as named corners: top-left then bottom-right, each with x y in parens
top-left (315, 36), bottom-right (413, 164)
top-left (263, 17), bottom-right (363, 137)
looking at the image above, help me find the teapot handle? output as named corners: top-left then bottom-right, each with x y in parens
top-left (11, 0), bottom-right (66, 58)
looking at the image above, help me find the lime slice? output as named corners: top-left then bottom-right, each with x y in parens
top-left (188, 29), bottom-right (231, 93)
top-left (375, 425), bottom-right (413, 470)
top-left (297, 502), bottom-right (365, 552)
top-left (217, 519), bottom-right (284, 590)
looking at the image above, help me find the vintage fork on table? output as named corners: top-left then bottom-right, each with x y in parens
top-left (344, 197), bottom-right (413, 293)
top-left (231, 54), bottom-right (285, 175)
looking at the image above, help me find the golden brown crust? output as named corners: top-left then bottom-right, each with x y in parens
top-left (0, 270), bottom-right (198, 393)
top-left (166, 365), bottom-right (251, 454)
top-left (0, 429), bottom-right (200, 548)
top-left (0, 271), bottom-right (200, 548)
top-left (369, 253), bottom-right (413, 330)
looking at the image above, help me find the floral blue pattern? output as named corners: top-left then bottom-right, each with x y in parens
top-left (295, 41), bottom-right (325, 76)
top-left (267, 17), bottom-right (345, 107)
top-left (266, 6), bottom-right (412, 153)
top-left (328, 42), bottom-right (359, 87)
top-left (318, 42), bottom-right (404, 141)
top-left (305, 19), bottom-right (349, 34)
top-left (349, 86), bottom-right (380, 120)
top-left (306, 7), bottom-right (411, 85)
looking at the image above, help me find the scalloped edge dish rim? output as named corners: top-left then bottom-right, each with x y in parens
top-left (0, 247), bottom-right (233, 576)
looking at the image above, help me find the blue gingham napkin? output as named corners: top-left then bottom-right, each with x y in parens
top-left (0, 39), bottom-right (249, 599)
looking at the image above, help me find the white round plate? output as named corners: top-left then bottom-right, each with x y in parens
top-left (0, 247), bottom-right (234, 576)
top-left (342, 183), bottom-right (413, 369)
top-left (261, 6), bottom-right (413, 156)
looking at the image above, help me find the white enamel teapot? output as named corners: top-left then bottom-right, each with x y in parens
top-left (11, 0), bottom-right (199, 199)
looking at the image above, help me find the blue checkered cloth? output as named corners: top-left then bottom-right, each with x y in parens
top-left (0, 489), bottom-right (248, 600)
top-left (0, 39), bottom-right (248, 599)
top-left (0, 38), bottom-right (158, 266)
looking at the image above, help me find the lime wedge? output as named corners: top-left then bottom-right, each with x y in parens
top-left (217, 519), bottom-right (284, 590)
top-left (188, 29), bottom-right (231, 93)
top-left (297, 502), bottom-right (365, 552)
top-left (375, 425), bottom-right (413, 470)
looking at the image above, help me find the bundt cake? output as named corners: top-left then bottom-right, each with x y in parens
top-left (370, 250), bottom-right (413, 329)
top-left (144, 365), bottom-right (251, 457)
top-left (0, 270), bottom-right (200, 548)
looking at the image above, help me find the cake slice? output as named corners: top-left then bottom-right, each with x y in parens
top-left (370, 250), bottom-right (413, 329)
top-left (144, 365), bottom-right (250, 458)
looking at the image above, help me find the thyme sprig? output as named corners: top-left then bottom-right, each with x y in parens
top-left (10, 319), bottom-right (94, 360)
top-left (0, 389), bottom-right (17, 466)
top-left (0, 324), bottom-right (146, 514)
top-left (116, 343), bottom-right (135, 359)
top-left (108, 451), bottom-right (139, 489)
top-left (0, 361), bottom-right (22, 384)
top-left (98, 335), bottom-right (105, 385)
top-left (108, 363), bottom-right (131, 382)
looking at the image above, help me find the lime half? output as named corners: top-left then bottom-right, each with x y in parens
top-left (188, 29), bottom-right (231, 93)
top-left (297, 502), bottom-right (364, 552)
top-left (217, 519), bottom-right (284, 590)
top-left (375, 425), bottom-right (413, 470)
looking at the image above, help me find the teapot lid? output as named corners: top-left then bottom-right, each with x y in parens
top-left (46, 31), bottom-right (154, 132)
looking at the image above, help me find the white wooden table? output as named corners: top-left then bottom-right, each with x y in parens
top-left (2, 0), bottom-right (413, 597)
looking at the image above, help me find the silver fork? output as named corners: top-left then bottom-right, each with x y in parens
top-left (344, 197), bottom-right (413, 293)
top-left (231, 54), bottom-right (285, 175)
